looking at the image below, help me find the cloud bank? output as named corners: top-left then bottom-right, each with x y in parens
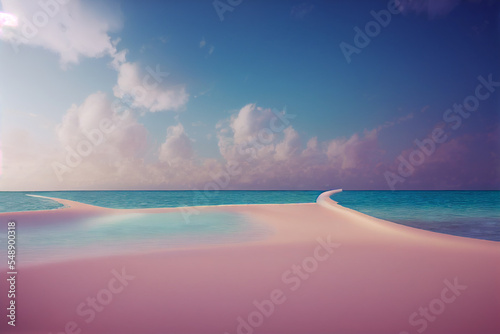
top-left (0, 0), bottom-right (123, 66)
top-left (1, 99), bottom-right (498, 190)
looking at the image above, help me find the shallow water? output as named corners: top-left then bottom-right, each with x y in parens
top-left (1, 211), bottom-right (269, 266)
top-left (1, 190), bottom-right (498, 241)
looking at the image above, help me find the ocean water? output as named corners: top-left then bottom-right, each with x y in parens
top-left (0, 190), bottom-right (323, 211)
top-left (333, 191), bottom-right (500, 242)
top-left (0, 190), bottom-right (499, 242)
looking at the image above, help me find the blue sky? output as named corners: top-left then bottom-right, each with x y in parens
top-left (0, 0), bottom-right (499, 190)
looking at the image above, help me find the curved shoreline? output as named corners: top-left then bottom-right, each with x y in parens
top-left (11, 189), bottom-right (499, 251)
top-left (1, 190), bottom-right (499, 333)
top-left (6, 190), bottom-right (500, 246)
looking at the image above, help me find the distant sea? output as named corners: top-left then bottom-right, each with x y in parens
top-left (0, 190), bottom-right (499, 242)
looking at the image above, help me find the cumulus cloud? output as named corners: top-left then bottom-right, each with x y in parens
top-left (110, 48), bottom-right (128, 70)
top-left (0, 91), bottom-right (158, 190)
top-left (56, 92), bottom-right (147, 156)
top-left (2, 98), bottom-right (496, 191)
top-left (230, 104), bottom-right (278, 144)
top-left (218, 103), bottom-right (383, 177)
top-left (214, 103), bottom-right (388, 189)
top-left (275, 126), bottom-right (300, 161)
top-left (50, 92), bottom-right (152, 185)
top-left (0, 0), bottom-right (123, 66)
top-left (113, 62), bottom-right (189, 112)
top-left (217, 104), bottom-right (293, 164)
top-left (38, 92), bottom-right (202, 190)
top-left (159, 123), bottom-right (193, 165)
top-left (0, 0), bottom-right (188, 113)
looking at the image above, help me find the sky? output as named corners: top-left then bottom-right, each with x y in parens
top-left (0, 0), bottom-right (499, 191)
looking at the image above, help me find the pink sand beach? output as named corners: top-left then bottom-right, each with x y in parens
top-left (1, 190), bottom-right (499, 334)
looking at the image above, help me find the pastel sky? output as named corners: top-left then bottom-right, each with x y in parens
top-left (0, 0), bottom-right (499, 191)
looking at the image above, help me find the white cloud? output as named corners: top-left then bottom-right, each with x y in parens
top-left (56, 92), bottom-right (148, 162)
top-left (113, 62), bottom-right (189, 112)
top-left (159, 123), bottom-right (193, 165)
top-left (213, 103), bottom-right (391, 189)
top-left (229, 103), bottom-right (277, 144)
top-left (0, 0), bottom-right (123, 67)
top-left (110, 48), bottom-right (128, 70)
top-left (275, 126), bottom-right (300, 161)
top-left (0, 100), bottom-right (393, 190)
top-left (217, 104), bottom-right (301, 166)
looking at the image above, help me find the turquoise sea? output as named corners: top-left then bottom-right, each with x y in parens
top-left (0, 190), bottom-right (499, 242)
